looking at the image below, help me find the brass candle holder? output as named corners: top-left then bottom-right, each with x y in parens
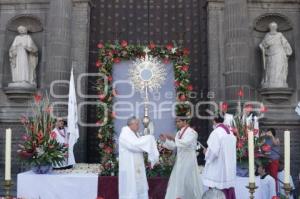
top-left (283, 183), bottom-right (292, 198)
top-left (3, 180), bottom-right (13, 199)
top-left (246, 182), bottom-right (258, 199)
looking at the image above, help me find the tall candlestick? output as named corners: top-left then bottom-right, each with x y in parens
top-left (284, 130), bottom-right (290, 184)
top-left (5, 128), bottom-right (12, 181)
top-left (248, 130), bottom-right (255, 183)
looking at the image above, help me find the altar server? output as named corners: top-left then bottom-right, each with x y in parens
top-left (221, 102), bottom-right (236, 129)
top-left (277, 162), bottom-right (295, 199)
top-left (257, 164), bottom-right (277, 199)
top-left (242, 105), bottom-right (259, 135)
top-left (52, 118), bottom-right (74, 169)
top-left (202, 114), bottom-right (237, 199)
top-left (118, 116), bottom-right (159, 199)
top-left (160, 115), bottom-right (203, 199)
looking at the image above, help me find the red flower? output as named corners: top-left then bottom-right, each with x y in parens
top-left (272, 196), bottom-right (280, 199)
top-left (96, 120), bottom-right (102, 126)
top-left (19, 151), bottom-right (34, 159)
top-left (64, 143), bottom-right (69, 148)
top-left (111, 112), bottom-right (116, 118)
top-left (50, 131), bottom-right (57, 139)
top-left (183, 48), bottom-right (190, 56)
top-left (260, 106), bottom-right (268, 113)
top-left (262, 144), bottom-right (271, 152)
top-left (34, 93), bottom-right (42, 104)
top-left (104, 146), bottom-right (113, 154)
top-left (148, 42), bottom-right (156, 49)
top-left (98, 94), bottom-right (106, 101)
top-left (37, 131), bottom-right (43, 144)
top-left (244, 104), bottom-right (253, 113)
top-left (237, 141), bottom-right (244, 149)
top-left (97, 42), bottom-right (104, 49)
top-left (221, 102), bottom-right (228, 112)
top-left (163, 58), bottom-right (169, 64)
top-left (253, 128), bottom-right (259, 136)
top-left (179, 95), bottom-right (186, 101)
top-left (120, 40), bottom-right (128, 48)
top-left (37, 131), bottom-right (43, 139)
top-left (113, 57), bottom-right (121, 63)
top-left (182, 65), bottom-right (189, 72)
top-left (104, 162), bottom-right (112, 169)
top-left (175, 80), bottom-right (180, 87)
top-left (96, 60), bottom-right (102, 68)
top-left (166, 43), bottom-right (174, 51)
top-left (107, 76), bottom-right (113, 82)
top-left (111, 50), bottom-right (118, 55)
top-left (238, 88), bottom-right (244, 97)
top-left (187, 85), bottom-right (193, 91)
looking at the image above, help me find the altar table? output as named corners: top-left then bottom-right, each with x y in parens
top-left (18, 171), bottom-right (265, 199)
top-left (17, 171), bottom-right (98, 199)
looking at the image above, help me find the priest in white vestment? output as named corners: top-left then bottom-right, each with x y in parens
top-left (160, 116), bottom-right (203, 199)
top-left (203, 114), bottom-right (237, 199)
top-left (118, 116), bottom-right (159, 199)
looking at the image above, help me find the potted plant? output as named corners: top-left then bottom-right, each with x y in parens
top-left (18, 93), bottom-right (68, 174)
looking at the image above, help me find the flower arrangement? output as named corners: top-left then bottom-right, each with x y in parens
top-left (96, 41), bottom-right (193, 176)
top-left (18, 94), bottom-right (68, 168)
top-left (146, 140), bottom-right (175, 177)
top-left (233, 115), bottom-right (269, 167)
top-left (229, 90), bottom-right (270, 171)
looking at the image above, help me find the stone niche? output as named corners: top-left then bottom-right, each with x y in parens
top-left (254, 13), bottom-right (295, 104)
top-left (3, 14), bottom-right (43, 102)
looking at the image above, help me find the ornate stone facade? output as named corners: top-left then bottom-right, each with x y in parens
top-left (0, 0), bottom-right (300, 196)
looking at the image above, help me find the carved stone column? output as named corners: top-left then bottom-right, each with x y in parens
top-left (224, 0), bottom-right (254, 102)
top-left (43, 0), bottom-right (73, 96)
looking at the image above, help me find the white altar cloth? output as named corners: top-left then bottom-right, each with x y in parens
top-left (17, 171), bottom-right (98, 199)
top-left (17, 171), bottom-right (264, 199)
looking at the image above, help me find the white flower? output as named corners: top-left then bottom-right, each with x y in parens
top-left (171, 47), bottom-right (177, 54)
top-left (36, 147), bottom-right (45, 157)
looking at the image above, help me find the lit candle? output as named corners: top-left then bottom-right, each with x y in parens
top-left (5, 128), bottom-right (12, 181)
top-left (284, 130), bottom-right (290, 184)
top-left (248, 130), bottom-right (255, 183)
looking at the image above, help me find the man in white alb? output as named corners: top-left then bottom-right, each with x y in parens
top-left (202, 114), bottom-right (237, 199)
top-left (118, 116), bottom-right (159, 199)
top-left (160, 115), bottom-right (203, 199)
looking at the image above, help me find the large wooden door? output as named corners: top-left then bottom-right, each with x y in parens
top-left (87, 0), bottom-right (208, 162)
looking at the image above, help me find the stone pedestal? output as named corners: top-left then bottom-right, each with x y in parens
top-left (259, 87), bottom-right (294, 104)
top-left (3, 83), bottom-right (36, 102)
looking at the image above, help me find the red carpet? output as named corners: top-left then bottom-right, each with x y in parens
top-left (98, 176), bottom-right (169, 199)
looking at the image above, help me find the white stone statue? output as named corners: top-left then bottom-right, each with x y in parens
top-left (9, 25), bottom-right (38, 88)
top-left (259, 22), bottom-right (292, 88)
